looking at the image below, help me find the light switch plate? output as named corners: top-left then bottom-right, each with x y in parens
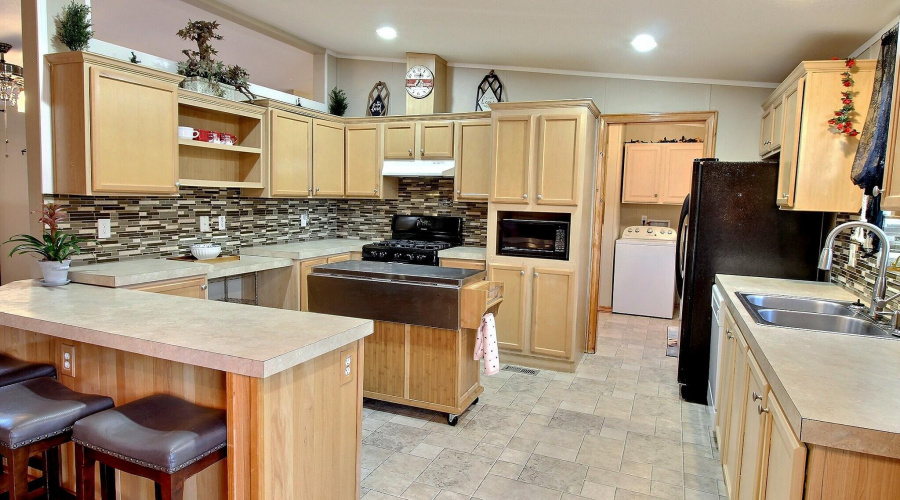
top-left (60, 344), bottom-right (75, 377)
top-left (200, 216), bottom-right (210, 232)
top-left (97, 219), bottom-right (111, 239)
top-left (217, 215), bottom-right (226, 230)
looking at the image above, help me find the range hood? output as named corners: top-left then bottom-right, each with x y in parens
top-left (382, 160), bottom-right (455, 178)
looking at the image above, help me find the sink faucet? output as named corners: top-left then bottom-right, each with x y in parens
top-left (818, 221), bottom-right (896, 319)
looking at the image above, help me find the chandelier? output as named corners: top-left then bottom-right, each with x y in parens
top-left (0, 43), bottom-right (24, 107)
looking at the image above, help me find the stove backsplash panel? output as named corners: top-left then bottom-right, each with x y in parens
top-left (46, 178), bottom-right (487, 265)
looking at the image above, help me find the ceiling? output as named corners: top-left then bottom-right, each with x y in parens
top-left (209, 0), bottom-right (899, 84)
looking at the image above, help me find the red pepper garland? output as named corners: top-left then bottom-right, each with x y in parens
top-left (827, 58), bottom-right (859, 137)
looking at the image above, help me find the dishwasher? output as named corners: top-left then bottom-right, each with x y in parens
top-left (708, 284), bottom-right (724, 414)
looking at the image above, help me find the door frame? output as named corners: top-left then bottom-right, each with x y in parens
top-left (585, 111), bottom-right (717, 353)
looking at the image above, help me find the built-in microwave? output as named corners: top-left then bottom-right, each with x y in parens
top-left (497, 213), bottom-right (570, 261)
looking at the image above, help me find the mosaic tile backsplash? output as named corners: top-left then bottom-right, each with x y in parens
top-left (829, 213), bottom-right (900, 311)
top-left (47, 178), bottom-right (487, 265)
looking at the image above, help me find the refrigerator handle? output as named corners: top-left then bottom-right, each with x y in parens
top-left (675, 193), bottom-right (691, 297)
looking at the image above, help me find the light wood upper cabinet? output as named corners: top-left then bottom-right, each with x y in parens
top-left (881, 43), bottom-right (900, 211)
top-left (660, 144), bottom-right (701, 204)
top-left (491, 115), bottom-right (534, 203)
top-left (764, 60), bottom-right (876, 211)
top-left (48, 53), bottom-right (182, 195)
top-left (488, 264), bottom-right (526, 352)
top-left (737, 355), bottom-right (771, 500)
top-left (759, 391), bottom-right (806, 500)
top-left (345, 124), bottom-right (383, 198)
top-left (312, 120), bottom-right (345, 197)
top-left (760, 107), bottom-right (775, 156)
top-left (384, 122), bottom-right (416, 159)
top-left (536, 114), bottom-right (581, 206)
top-left (420, 121), bottom-right (454, 159)
top-left (269, 110), bottom-right (312, 197)
top-left (623, 143), bottom-right (700, 204)
top-left (455, 120), bottom-right (491, 201)
top-left (530, 267), bottom-right (574, 359)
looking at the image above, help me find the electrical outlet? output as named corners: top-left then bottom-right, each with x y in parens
top-left (641, 215), bottom-right (648, 226)
top-left (849, 243), bottom-right (858, 267)
top-left (200, 216), bottom-right (210, 232)
top-left (340, 347), bottom-right (356, 385)
top-left (300, 212), bottom-right (309, 228)
top-left (60, 344), bottom-right (75, 377)
top-left (97, 219), bottom-right (111, 239)
top-left (217, 215), bottom-right (226, 230)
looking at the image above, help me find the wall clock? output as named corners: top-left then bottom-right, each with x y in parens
top-left (405, 65), bottom-right (434, 99)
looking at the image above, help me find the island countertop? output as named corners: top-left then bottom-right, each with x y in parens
top-left (717, 274), bottom-right (900, 458)
top-left (69, 255), bottom-right (294, 287)
top-left (240, 238), bottom-right (377, 260)
top-left (0, 280), bottom-right (373, 378)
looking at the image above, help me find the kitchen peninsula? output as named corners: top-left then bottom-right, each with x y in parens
top-left (0, 280), bottom-right (373, 499)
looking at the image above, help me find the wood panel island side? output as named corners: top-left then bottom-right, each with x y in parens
top-left (0, 280), bottom-right (374, 500)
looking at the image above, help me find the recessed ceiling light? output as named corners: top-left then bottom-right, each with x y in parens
top-left (376, 27), bottom-right (397, 40)
top-left (631, 34), bottom-right (657, 52)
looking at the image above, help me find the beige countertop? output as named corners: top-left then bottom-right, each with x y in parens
top-left (717, 274), bottom-right (900, 458)
top-left (240, 239), bottom-right (377, 260)
top-left (0, 280), bottom-right (372, 378)
top-left (69, 255), bottom-right (294, 287)
top-left (438, 246), bottom-right (487, 261)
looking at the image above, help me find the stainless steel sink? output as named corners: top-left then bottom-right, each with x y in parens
top-left (736, 292), bottom-right (898, 340)
top-left (741, 294), bottom-right (856, 316)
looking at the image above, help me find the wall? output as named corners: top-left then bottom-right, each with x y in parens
top-left (335, 59), bottom-right (774, 161)
top-left (0, 103), bottom-right (35, 283)
top-left (43, 179), bottom-right (487, 266)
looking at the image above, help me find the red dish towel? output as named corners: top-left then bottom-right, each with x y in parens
top-left (474, 313), bottom-right (499, 376)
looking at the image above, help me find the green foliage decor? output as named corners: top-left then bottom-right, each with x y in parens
top-left (176, 19), bottom-right (255, 100)
top-left (329, 87), bottom-right (349, 116)
top-left (56, 1), bottom-right (94, 52)
top-left (4, 204), bottom-right (85, 262)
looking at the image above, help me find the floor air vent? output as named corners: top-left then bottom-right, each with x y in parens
top-left (502, 365), bottom-right (540, 376)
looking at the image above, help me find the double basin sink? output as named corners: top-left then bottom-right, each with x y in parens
top-left (736, 293), bottom-right (899, 340)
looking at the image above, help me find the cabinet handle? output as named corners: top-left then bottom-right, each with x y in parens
top-left (758, 405), bottom-right (770, 415)
top-left (782, 192), bottom-right (788, 198)
top-left (537, 194), bottom-right (543, 200)
top-left (200, 284), bottom-right (208, 291)
top-left (752, 391), bottom-right (762, 402)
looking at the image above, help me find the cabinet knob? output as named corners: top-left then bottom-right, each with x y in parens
top-left (420, 148), bottom-right (425, 155)
top-left (534, 272), bottom-right (539, 277)
top-left (726, 331), bottom-right (734, 340)
top-left (782, 192), bottom-right (788, 198)
top-left (537, 194), bottom-right (543, 200)
top-left (752, 391), bottom-right (762, 402)
top-left (175, 182), bottom-right (181, 188)
top-left (456, 190), bottom-right (461, 194)
top-left (758, 405), bottom-right (770, 415)
top-left (200, 284), bottom-right (208, 291)
top-left (654, 194), bottom-right (658, 198)
top-left (308, 187), bottom-right (313, 192)
top-left (374, 188), bottom-right (379, 194)
top-left (315, 188), bottom-right (320, 193)
top-left (520, 270), bottom-right (525, 276)
top-left (523, 194), bottom-right (528, 199)
top-left (408, 149), bottom-right (412, 156)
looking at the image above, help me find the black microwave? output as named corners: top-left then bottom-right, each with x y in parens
top-left (497, 217), bottom-right (570, 261)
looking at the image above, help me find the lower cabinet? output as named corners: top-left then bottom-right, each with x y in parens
top-left (299, 252), bottom-right (357, 311)
top-left (760, 390), bottom-right (806, 500)
top-left (488, 264), bottom-right (574, 359)
top-left (128, 276), bottom-right (208, 299)
top-left (439, 258), bottom-right (486, 271)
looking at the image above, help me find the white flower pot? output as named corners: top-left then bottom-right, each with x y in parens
top-left (181, 77), bottom-right (240, 101)
top-left (38, 259), bottom-right (71, 285)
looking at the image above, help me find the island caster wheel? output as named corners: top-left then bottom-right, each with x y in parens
top-left (472, 397), bottom-right (479, 405)
top-left (448, 414), bottom-right (460, 426)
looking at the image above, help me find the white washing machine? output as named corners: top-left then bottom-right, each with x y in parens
top-left (612, 225), bottom-right (677, 319)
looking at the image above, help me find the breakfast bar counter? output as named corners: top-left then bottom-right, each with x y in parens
top-left (0, 280), bottom-right (373, 499)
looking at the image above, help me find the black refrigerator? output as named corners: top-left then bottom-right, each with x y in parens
top-left (676, 159), bottom-right (828, 404)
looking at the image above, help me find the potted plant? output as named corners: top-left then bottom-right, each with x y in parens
top-left (4, 203), bottom-right (86, 285)
top-left (329, 87), bottom-right (348, 116)
top-left (56, 1), bottom-right (94, 52)
top-left (176, 20), bottom-right (255, 101)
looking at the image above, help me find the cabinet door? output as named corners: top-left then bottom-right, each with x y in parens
top-left (129, 276), bottom-right (208, 299)
top-left (737, 354), bottom-right (771, 500)
top-left (270, 110), bottom-right (312, 197)
top-left (89, 67), bottom-right (178, 194)
top-left (327, 253), bottom-right (351, 264)
top-left (345, 124), bottom-right (383, 198)
top-left (420, 121), bottom-right (454, 159)
top-left (488, 264), bottom-right (526, 351)
top-left (536, 114), bottom-right (581, 206)
top-left (882, 46), bottom-right (900, 211)
top-left (441, 258), bottom-right (486, 271)
top-left (715, 308), bottom-right (738, 455)
top-left (759, 391), bottom-right (806, 500)
top-left (312, 120), bottom-right (345, 197)
top-left (622, 144), bottom-right (662, 203)
top-left (300, 256), bottom-right (329, 311)
top-left (530, 268), bottom-right (574, 359)
top-left (724, 329), bottom-right (750, 498)
top-left (771, 98), bottom-right (785, 152)
top-left (363, 321), bottom-right (406, 398)
top-left (491, 115), bottom-right (533, 204)
top-left (776, 78), bottom-right (804, 207)
top-left (384, 122), bottom-right (416, 159)
top-left (760, 107), bottom-right (774, 155)
top-left (455, 120), bottom-right (491, 200)
top-left (659, 144), bottom-right (702, 204)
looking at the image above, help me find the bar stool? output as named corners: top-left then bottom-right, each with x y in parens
top-left (72, 394), bottom-right (227, 500)
top-left (0, 354), bottom-right (56, 388)
top-left (0, 377), bottom-right (114, 499)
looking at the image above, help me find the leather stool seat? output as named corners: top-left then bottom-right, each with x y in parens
top-left (0, 353), bottom-right (56, 388)
top-left (72, 394), bottom-right (227, 474)
top-left (0, 377), bottom-right (113, 449)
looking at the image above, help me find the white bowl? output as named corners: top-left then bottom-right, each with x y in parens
top-left (190, 244), bottom-right (221, 260)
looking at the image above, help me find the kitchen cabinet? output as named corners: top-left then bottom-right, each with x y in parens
top-left (488, 264), bottom-right (526, 351)
top-left (880, 43), bottom-right (900, 211)
top-left (761, 60), bottom-right (877, 211)
top-left (454, 120), bottom-right (492, 201)
top-left (622, 143), bottom-right (702, 204)
top-left (312, 120), bottom-right (346, 197)
top-left (383, 121), bottom-right (454, 159)
top-left (760, 107), bottom-right (774, 156)
top-left (715, 307), bottom-right (738, 457)
top-left (384, 122), bottom-right (416, 158)
top-left (269, 110), bottom-right (312, 197)
top-left (47, 52), bottom-right (182, 196)
top-left (759, 390), bottom-right (806, 500)
top-left (345, 124), bottom-right (384, 198)
top-left (737, 354), bottom-right (771, 500)
top-left (759, 98), bottom-right (784, 156)
top-left (420, 121), bottom-right (455, 159)
top-left (723, 326), bottom-right (750, 498)
top-left (491, 115), bottom-right (534, 203)
top-left (536, 114), bottom-right (582, 206)
top-left (127, 276), bottom-right (208, 299)
top-left (440, 258), bottom-right (486, 271)
top-left (299, 253), bottom-right (355, 311)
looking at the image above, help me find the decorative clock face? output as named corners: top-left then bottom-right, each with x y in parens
top-left (405, 65), bottom-right (434, 99)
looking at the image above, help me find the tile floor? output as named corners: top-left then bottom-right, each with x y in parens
top-left (359, 312), bottom-right (726, 500)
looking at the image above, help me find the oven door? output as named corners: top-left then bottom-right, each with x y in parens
top-left (498, 220), bottom-right (569, 260)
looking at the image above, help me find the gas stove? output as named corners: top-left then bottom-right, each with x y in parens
top-left (362, 215), bottom-right (463, 266)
